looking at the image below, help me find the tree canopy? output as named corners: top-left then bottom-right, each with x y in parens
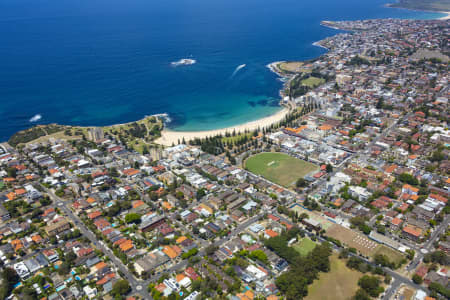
top-left (398, 173), bottom-right (419, 185)
top-left (0, 268), bottom-right (19, 299)
top-left (112, 279), bottom-right (131, 296)
top-left (357, 275), bottom-right (384, 297)
top-left (125, 213), bottom-right (142, 224)
top-left (265, 228), bottom-right (332, 300)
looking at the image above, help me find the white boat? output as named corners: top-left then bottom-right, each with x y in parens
top-left (171, 58), bottom-right (196, 66)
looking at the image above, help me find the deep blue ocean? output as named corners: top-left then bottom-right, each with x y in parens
top-left (0, 0), bottom-right (444, 140)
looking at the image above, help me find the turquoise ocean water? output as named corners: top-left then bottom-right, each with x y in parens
top-left (0, 0), bottom-right (444, 140)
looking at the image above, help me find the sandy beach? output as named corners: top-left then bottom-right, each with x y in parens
top-left (155, 61), bottom-right (294, 147)
top-left (439, 12), bottom-right (450, 20)
top-left (153, 10), bottom-right (449, 148)
top-left (155, 107), bottom-right (290, 146)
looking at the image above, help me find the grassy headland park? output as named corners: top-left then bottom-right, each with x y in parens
top-left (8, 115), bottom-right (163, 154)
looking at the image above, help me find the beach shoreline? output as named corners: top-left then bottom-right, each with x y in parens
top-left (155, 60), bottom-right (294, 146)
top-left (384, 3), bottom-right (450, 20)
top-left (439, 11), bottom-right (450, 19)
top-left (155, 107), bottom-right (290, 146)
top-left (106, 9), bottom-right (450, 147)
top-left (8, 6), bottom-right (448, 145)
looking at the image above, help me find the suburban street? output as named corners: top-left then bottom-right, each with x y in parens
top-left (0, 12), bottom-right (448, 300)
top-left (39, 109), bottom-right (445, 300)
top-left (43, 187), bottom-right (148, 298)
top-left (45, 183), bottom-right (269, 298)
top-left (406, 214), bottom-right (450, 272)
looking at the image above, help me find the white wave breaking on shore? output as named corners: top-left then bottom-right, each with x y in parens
top-left (29, 114), bottom-right (42, 122)
top-left (312, 41), bottom-right (330, 51)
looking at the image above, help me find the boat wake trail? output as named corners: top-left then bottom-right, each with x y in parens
top-left (231, 64), bottom-right (246, 77)
top-left (29, 114), bottom-right (42, 122)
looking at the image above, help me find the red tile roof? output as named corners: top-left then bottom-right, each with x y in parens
top-left (265, 229), bottom-right (278, 238)
top-left (122, 168), bottom-right (140, 176)
top-left (429, 193), bottom-right (447, 204)
top-left (403, 225), bottom-right (421, 237)
top-left (185, 267), bottom-right (200, 280)
top-left (267, 214), bottom-right (280, 222)
top-left (391, 218), bottom-right (403, 226)
top-left (88, 211), bottom-right (102, 220)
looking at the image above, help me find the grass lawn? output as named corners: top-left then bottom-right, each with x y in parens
top-left (25, 130), bottom-right (83, 146)
top-left (293, 237), bottom-right (316, 256)
top-left (305, 254), bottom-right (362, 300)
top-left (373, 245), bottom-right (405, 265)
top-left (279, 61), bottom-right (304, 72)
top-left (245, 152), bottom-right (318, 187)
top-left (301, 76), bottom-right (325, 87)
top-left (221, 132), bottom-right (253, 144)
top-left (101, 116), bottom-right (162, 154)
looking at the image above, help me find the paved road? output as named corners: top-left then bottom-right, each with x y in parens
top-left (152, 111), bottom-right (431, 298)
top-left (424, 214), bottom-right (449, 250)
top-left (384, 278), bottom-right (401, 300)
top-left (273, 112), bottom-right (440, 300)
top-left (44, 180), bottom-right (267, 297)
top-left (406, 214), bottom-right (450, 272)
top-left (273, 200), bottom-right (429, 300)
top-left (147, 213), bottom-right (264, 284)
top-left (44, 187), bottom-right (148, 298)
top-left (40, 110), bottom-right (438, 299)
top-left (5, 236), bottom-right (81, 268)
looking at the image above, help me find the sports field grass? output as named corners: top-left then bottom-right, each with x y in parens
top-left (305, 254), bottom-right (362, 300)
top-left (245, 152), bottom-right (318, 187)
top-left (293, 237), bottom-right (316, 256)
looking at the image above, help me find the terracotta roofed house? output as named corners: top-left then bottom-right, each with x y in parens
top-left (162, 245), bottom-right (178, 259)
top-left (119, 240), bottom-right (134, 252)
top-left (87, 211), bottom-right (102, 220)
top-left (264, 229), bottom-right (279, 238)
top-left (402, 184), bottom-right (419, 195)
top-left (402, 225), bottom-right (422, 242)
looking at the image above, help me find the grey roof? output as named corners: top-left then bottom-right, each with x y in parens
top-left (48, 293), bottom-right (61, 300)
top-left (35, 253), bottom-right (49, 267)
top-left (0, 204), bottom-right (9, 216)
top-left (85, 256), bottom-right (101, 267)
top-left (103, 281), bottom-right (113, 293)
top-left (0, 243), bottom-right (14, 255)
top-left (24, 258), bottom-right (41, 273)
top-left (135, 251), bottom-right (169, 272)
top-left (69, 286), bottom-right (80, 298)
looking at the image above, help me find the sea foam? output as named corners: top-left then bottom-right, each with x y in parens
top-left (29, 114), bottom-right (42, 122)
